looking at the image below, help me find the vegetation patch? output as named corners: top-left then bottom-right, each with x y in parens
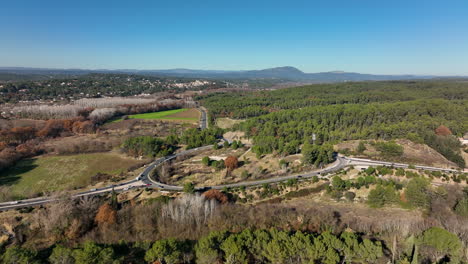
top-left (0, 153), bottom-right (144, 198)
top-left (108, 108), bottom-right (199, 124)
top-left (129, 109), bottom-right (194, 120)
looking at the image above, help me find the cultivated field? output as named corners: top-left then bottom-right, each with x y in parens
top-left (111, 108), bottom-right (199, 123)
top-left (0, 152), bottom-right (146, 198)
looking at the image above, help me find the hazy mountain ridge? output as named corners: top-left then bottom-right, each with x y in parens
top-left (0, 66), bottom-right (460, 82)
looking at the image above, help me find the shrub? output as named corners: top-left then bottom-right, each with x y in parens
top-left (367, 185), bottom-right (398, 208)
top-left (404, 177), bottom-right (430, 208)
top-left (357, 141), bottom-right (366, 153)
top-left (183, 182), bottom-right (195, 194)
top-left (345, 191), bottom-right (356, 201)
top-left (454, 198), bottom-right (468, 217)
top-left (201, 156), bottom-right (211, 166)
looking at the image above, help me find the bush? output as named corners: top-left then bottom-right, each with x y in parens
top-left (454, 198), bottom-right (468, 217)
top-left (404, 177), bottom-right (430, 208)
top-left (231, 141), bottom-right (238, 149)
top-left (357, 141), bottom-right (366, 153)
top-left (183, 182), bottom-right (195, 194)
top-left (367, 185), bottom-right (398, 208)
top-left (203, 189), bottom-right (228, 204)
top-left (201, 156), bottom-right (211, 166)
top-left (210, 160), bottom-right (225, 170)
top-left (312, 175), bottom-right (319, 183)
top-left (344, 191), bottom-right (356, 201)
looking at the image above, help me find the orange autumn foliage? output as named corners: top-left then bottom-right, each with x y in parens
top-left (202, 189), bottom-right (229, 204)
top-left (224, 156), bottom-right (239, 172)
top-left (95, 203), bottom-right (117, 225)
top-left (435, 125), bottom-right (452, 136)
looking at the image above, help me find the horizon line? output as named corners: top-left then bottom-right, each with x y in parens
top-left (0, 65), bottom-right (466, 77)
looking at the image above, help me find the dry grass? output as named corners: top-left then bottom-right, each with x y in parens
top-left (164, 147), bottom-right (304, 186)
top-left (0, 152), bottom-right (146, 198)
top-left (215, 118), bottom-right (244, 129)
top-left (335, 139), bottom-right (458, 168)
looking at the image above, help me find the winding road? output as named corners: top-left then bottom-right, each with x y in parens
top-left (0, 107), bottom-right (462, 211)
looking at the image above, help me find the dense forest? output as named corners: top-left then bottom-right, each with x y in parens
top-left (0, 74), bottom-right (224, 103)
top-left (199, 81), bottom-right (468, 119)
top-left (238, 100), bottom-right (467, 166)
top-left (199, 81), bottom-right (468, 167)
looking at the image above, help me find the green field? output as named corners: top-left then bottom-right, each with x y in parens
top-left (0, 153), bottom-right (143, 198)
top-left (110, 108), bottom-right (198, 123)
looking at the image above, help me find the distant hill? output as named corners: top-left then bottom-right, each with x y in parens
top-left (0, 66), bottom-right (463, 82)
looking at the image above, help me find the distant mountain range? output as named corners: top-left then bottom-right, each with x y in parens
top-left (0, 66), bottom-right (464, 82)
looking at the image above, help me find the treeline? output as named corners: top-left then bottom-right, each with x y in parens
top-left (199, 80), bottom-right (468, 119)
top-left (0, 229), bottom-right (386, 263)
top-left (1, 228), bottom-right (463, 263)
top-left (0, 73), bottom-right (223, 104)
top-left (237, 100), bottom-right (467, 167)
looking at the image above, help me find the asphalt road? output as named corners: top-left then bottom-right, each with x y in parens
top-left (198, 107), bottom-right (208, 129)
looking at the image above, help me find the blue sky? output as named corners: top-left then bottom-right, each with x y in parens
top-left (1, 0), bottom-right (467, 75)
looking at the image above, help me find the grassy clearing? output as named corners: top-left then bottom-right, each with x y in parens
top-left (0, 153), bottom-right (143, 198)
top-left (128, 108), bottom-right (188, 119)
top-left (216, 118), bottom-right (244, 129)
top-left (109, 108), bottom-right (198, 123)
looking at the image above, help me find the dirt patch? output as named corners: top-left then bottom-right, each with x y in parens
top-left (101, 119), bottom-right (142, 130)
top-left (158, 147), bottom-right (307, 187)
top-left (397, 139), bottom-right (458, 168)
top-left (216, 118), bottom-right (244, 129)
top-left (223, 131), bottom-right (251, 145)
top-left (335, 139), bottom-right (458, 168)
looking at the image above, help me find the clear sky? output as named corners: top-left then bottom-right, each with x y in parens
top-left (1, 0), bottom-right (467, 75)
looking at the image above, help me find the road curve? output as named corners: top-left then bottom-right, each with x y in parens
top-left (144, 152), bottom-right (348, 191)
